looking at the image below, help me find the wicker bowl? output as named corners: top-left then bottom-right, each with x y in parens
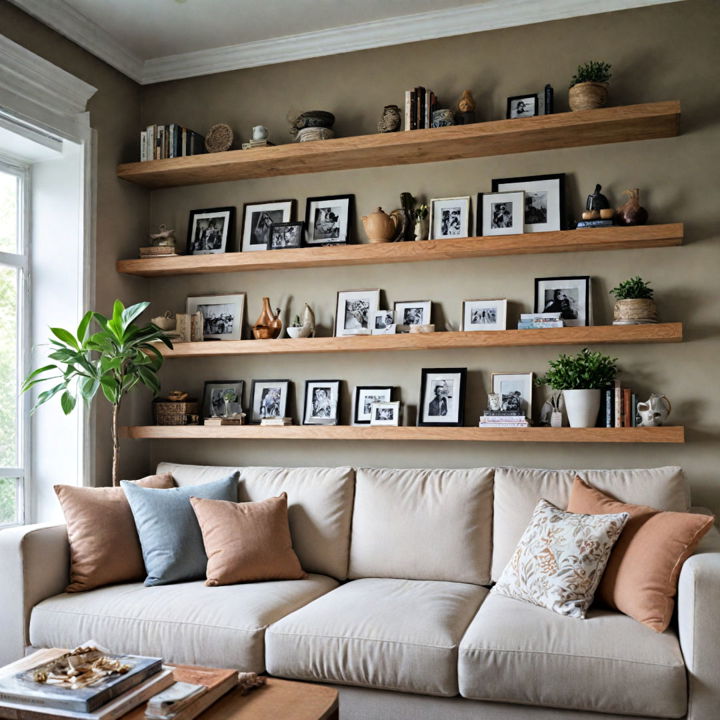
top-left (613, 299), bottom-right (658, 325)
top-left (153, 399), bottom-right (200, 425)
top-left (205, 123), bottom-right (233, 153)
top-left (568, 82), bottom-right (609, 111)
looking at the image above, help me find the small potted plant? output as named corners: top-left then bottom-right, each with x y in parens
top-left (569, 60), bottom-right (612, 111)
top-left (610, 276), bottom-right (657, 325)
top-left (538, 348), bottom-right (617, 428)
top-left (414, 203), bottom-right (429, 241)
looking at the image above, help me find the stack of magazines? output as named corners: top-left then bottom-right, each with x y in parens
top-left (479, 412), bottom-right (529, 428)
top-left (517, 312), bottom-right (565, 329)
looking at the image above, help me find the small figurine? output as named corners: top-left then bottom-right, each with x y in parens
top-left (377, 105), bottom-right (401, 133)
top-left (149, 224), bottom-right (176, 248)
top-left (582, 184), bottom-right (614, 221)
top-left (252, 125), bottom-right (268, 141)
top-left (456, 90), bottom-right (476, 124)
top-left (637, 393), bottom-right (671, 426)
top-left (616, 189), bottom-right (649, 226)
top-left (431, 108), bottom-right (455, 128)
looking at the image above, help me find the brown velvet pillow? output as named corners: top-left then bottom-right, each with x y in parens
top-left (55, 473), bottom-right (175, 592)
top-left (567, 476), bottom-right (714, 632)
top-left (190, 493), bottom-right (306, 586)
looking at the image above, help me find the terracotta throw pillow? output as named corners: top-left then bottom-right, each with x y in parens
top-left (568, 476), bottom-right (714, 632)
top-left (55, 473), bottom-right (175, 592)
top-left (190, 493), bottom-right (306, 586)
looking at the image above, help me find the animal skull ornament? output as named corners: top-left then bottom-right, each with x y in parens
top-left (636, 393), bottom-right (672, 426)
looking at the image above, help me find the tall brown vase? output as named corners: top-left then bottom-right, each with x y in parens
top-left (252, 297), bottom-right (282, 339)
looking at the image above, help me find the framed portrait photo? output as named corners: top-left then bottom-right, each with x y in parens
top-left (303, 380), bottom-right (341, 425)
top-left (462, 299), bottom-right (507, 331)
top-left (335, 289), bottom-right (381, 337)
top-left (507, 94), bottom-right (539, 119)
top-left (187, 207), bottom-right (235, 255)
top-left (478, 191), bottom-right (524, 236)
top-left (492, 174), bottom-right (566, 232)
top-left (241, 199), bottom-right (295, 252)
top-left (353, 386), bottom-right (393, 425)
top-left (371, 310), bottom-right (396, 335)
top-left (305, 194), bottom-right (354, 246)
top-left (269, 221), bottom-right (304, 250)
top-left (534, 275), bottom-right (591, 327)
top-left (187, 293), bottom-right (246, 341)
top-left (394, 300), bottom-right (431, 332)
top-left (429, 196), bottom-right (471, 239)
top-left (418, 368), bottom-right (467, 427)
top-left (250, 379), bottom-right (290, 423)
top-left (492, 372), bottom-right (534, 420)
top-left (202, 380), bottom-right (244, 419)
top-left (370, 401), bottom-right (401, 427)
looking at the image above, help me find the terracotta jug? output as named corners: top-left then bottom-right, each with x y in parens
top-left (252, 297), bottom-right (282, 339)
top-left (616, 189), bottom-right (648, 226)
top-left (361, 207), bottom-right (399, 243)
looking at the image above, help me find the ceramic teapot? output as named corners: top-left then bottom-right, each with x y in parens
top-left (361, 207), bottom-right (400, 243)
top-left (636, 393), bottom-right (672, 426)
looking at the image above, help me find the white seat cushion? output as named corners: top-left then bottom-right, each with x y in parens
top-left (459, 592), bottom-right (687, 718)
top-left (30, 574), bottom-right (337, 672)
top-left (266, 578), bottom-right (487, 697)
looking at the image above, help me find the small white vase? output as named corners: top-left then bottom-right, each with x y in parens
top-left (562, 389), bottom-right (601, 428)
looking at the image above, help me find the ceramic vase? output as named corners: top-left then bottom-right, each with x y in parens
top-left (252, 297), bottom-right (282, 339)
top-left (414, 218), bottom-right (429, 241)
top-left (562, 389), bottom-right (601, 428)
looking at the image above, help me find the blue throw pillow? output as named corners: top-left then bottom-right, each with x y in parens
top-left (122, 474), bottom-right (238, 586)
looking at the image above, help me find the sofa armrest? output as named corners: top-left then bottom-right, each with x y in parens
top-left (678, 524), bottom-right (720, 720)
top-left (0, 524), bottom-right (69, 665)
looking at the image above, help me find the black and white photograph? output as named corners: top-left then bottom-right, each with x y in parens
top-left (303, 380), bottom-right (341, 425)
top-left (335, 289), bottom-right (381, 336)
top-left (202, 380), bottom-right (244, 419)
top-left (305, 195), bottom-right (354, 246)
top-left (491, 372), bottom-right (534, 419)
top-left (269, 221), bottom-right (304, 249)
top-left (506, 94), bottom-right (539, 119)
top-left (186, 293), bottom-right (246, 340)
top-left (371, 310), bottom-right (396, 335)
top-left (241, 199), bottom-right (295, 252)
top-left (462, 299), bottom-right (508, 331)
top-left (370, 401), bottom-right (401, 426)
top-left (492, 174), bottom-right (566, 232)
top-left (187, 207), bottom-right (235, 255)
top-left (353, 386), bottom-right (393, 424)
top-left (250, 379), bottom-right (290, 423)
top-left (418, 368), bottom-right (467, 427)
top-left (478, 191), bottom-right (525, 236)
top-left (534, 276), bottom-right (591, 327)
top-left (394, 300), bottom-right (431, 332)
top-left (429, 196), bottom-right (471, 239)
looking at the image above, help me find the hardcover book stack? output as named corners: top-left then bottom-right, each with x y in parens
top-left (403, 87), bottom-right (438, 130)
top-left (260, 416), bottom-right (292, 426)
top-left (598, 379), bottom-right (640, 428)
top-left (479, 411), bottom-right (530, 428)
top-left (140, 125), bottom-right (206, 161)
top-left (517, 312), bottom-right (565, 329)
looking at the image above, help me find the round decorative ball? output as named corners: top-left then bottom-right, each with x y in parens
top-left (205, 123), bottom-right (233, 153)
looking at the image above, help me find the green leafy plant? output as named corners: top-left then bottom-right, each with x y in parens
top-left (22, 300), bottom-right (173, 486)
top-left (290, 314), bottom-right (302, 328)
top-left (537, 348), bottom-right (618, 390)
top-left (610, 276), bottom-right (654, 300)
top-left (414, 203), bottom-right (428, 221)
top-left (570, 61), bottom-right (612, 87)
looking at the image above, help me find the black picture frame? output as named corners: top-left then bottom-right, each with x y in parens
top-left (353, 386), bottom-right (394, 425)
top-left (506, 94), bottom-right (539, 119)
top-left (269, 221), bottom-right (305, 250)
top-left (241, 199), bottom-right (296, 252)
top-left (201, 380), bottom-right (244, 419)
top-left (418, 368), bottom-right (467, 427)
top-left (491, 173), bottom-right (566, 231)
top-left (304, 194), bottom-right (355, 246)
top-left (534, 275), bottom-right (591, 327)
top-left (187, 206), bottom-right (235, 255)
top-left (476, 192), bottom-right (525, 236)
top-left (303, 379), bottom-right (341, 425)
top-left (249, 379), bottom-right (291, 424)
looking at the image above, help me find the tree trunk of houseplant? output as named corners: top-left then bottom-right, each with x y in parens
top-left (568, 82), bottom-right (608, 111)
top-left (111, 402), bottom-right (120, 487)
top-left (563, 389), bottom-right (602, 428)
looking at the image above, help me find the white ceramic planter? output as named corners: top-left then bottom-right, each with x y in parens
top-left (562, 389), bottom-right (601, 428)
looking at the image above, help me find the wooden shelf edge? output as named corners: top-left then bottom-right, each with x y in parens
top-left (119, 425), bottom-right (685, 443)
top-left (117, 224), bottom-right (684, 277)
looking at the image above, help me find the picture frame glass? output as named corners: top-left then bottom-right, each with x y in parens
top-left (188, 208), bottom-right (234, 255)
top-left (421, 370), bottom-right (464, 425)
top-left (306, 196), bottom-right (352, 245)
top-left (242, 201), bottom-right (294, 252)
top-left (492, 373), bottom-right (534, 418)
top-left (430, 197), bottom-right (470, 239)
top-left (187, 294), bottom-right (245, 341)
top-left (463, 299), bottom-right (507, 331)
top-left (535, 276), bottom-right (591, 327)
top-left (251, 380), bottom-right (289, 423)
top-left (481, 191), bottom-right (525, 236)
top-left (304, 381), bottom-right (340, 424)
top-left (336, 290), bottom-right (380, 336)
top-left (394, 301), bottom-right (431, 330)
top-left (370, 401), bottom-right (400, 426)
top-left (354, 386), bottom-right (392, 424)
top-left (202, 381), bottom-right (244, 418)
top-left (492, 174), bottom-right (565, 232)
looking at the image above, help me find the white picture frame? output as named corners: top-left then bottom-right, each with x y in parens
top-left (462, 299), bottom-right (508, 332)
top-left (479, 191), bottom-right (525, 236)
top-left (394, 300), bottom-right (432, 332)
top-left (186, 293), bottom-right (246, 341)
top-left (241, 200), bottom-right (295, 252)
top-left (250, 379), bottom-right (290, 423)
top-left (491, 372), bottom-right (535, 420)
top-left (429, 196), bottom-right (471, 239)
top-left (335, 289), bottom-right (381, 337)
top-left (353, 386), bottom-right (393, 425)
top-left (371, 310), bottom-right (396, 335)
top-left (370, 401), bottom-right (401, 426)
top-left (492, 174), bottom-right (565, 232)
top-left (303, 380), bottom-right (341, 425)
top-left (534, 275), bottom-right (591, 327)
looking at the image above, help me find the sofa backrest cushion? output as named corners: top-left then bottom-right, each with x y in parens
top-left (491, 466), bottom-right (690, 581)
top-left (156, 463), bottom-right (355, 580)
top-left (348, 467), bottom-right (494, 585)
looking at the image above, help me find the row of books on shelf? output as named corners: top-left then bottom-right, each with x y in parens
top-left (404, 86), bottom-right (438, 130)
top-left (140, 125), bottom-right (206, 162)
top-left (599, 381), bottom-right (642, 428)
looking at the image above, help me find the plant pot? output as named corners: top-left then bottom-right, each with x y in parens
top-left (568, 82), bottom-right (608, 111)
top-left (414, 218), bottom-right (429, 241)
top-left (286, 325), bottom-right (312, 339)
top-left (613, 298), bottom-right (658, 325)
top-left (562, 389), bottom-right (601, 428)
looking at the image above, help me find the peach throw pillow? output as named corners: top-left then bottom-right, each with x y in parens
top-left (567, 476), bottom-right (714, 632)
top-left (55, 473), bottom-right (175, 592)
top-left (190, 493), bottom-right (306, 586)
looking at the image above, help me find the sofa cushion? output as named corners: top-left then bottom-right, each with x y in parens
top-left (266, 578), bottom-right (487, 697)
top-left (157, 463), bottom-right (354, 580)
top-left (348, 467), bottom-right (494, 584)
top-left (458, 592), bottom-right (687, 718)
top-left (29, 574), bottom-right (337, 672)
top-left (491, 466), bottom-right (689, 581)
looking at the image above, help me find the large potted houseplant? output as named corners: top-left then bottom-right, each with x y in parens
top-left (610, 276), bottom-right (657, 325)
top-left (569, 60), bottom-right (612, 111)
top-left (22, 300), bottom-right (173, 486)
top-left (538, 348), bottom-right (618, 428)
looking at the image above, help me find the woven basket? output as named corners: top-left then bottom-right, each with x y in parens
top-left (613, 299), bottom-right (658, 324)
top-left (153, 400), bottom-right (200, 425)
top-left (205, 123), bottom-right (233, 153)
top-left (568, 82), bottom-right (608, 111)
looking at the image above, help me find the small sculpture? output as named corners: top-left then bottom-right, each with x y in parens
top-left (378, 105), bottom-right (401, 133)
top-left (431, 108), bottom-right (455, 128)
top-left (151, 311), bottom-right (176, 331)
top-left (287, 304), bottom-right (316, 338)
top-left (456, 90), bottom-right (476, 124)
top-left (414, 203), bottom-right (429, 241)
top-left (361, 207), bottom-right (400, 243)
top-left (149, 224), bottom-right (176, 247)
top-left (637, 393), bottom-right (671, 427)
top-left (252, 125), bottom-right (268, 141)
top-left (252, 297), bottom-right (283, 339)
top-left (616, 188), bottom-right (649, 226)
top-left (289, 110), bottom-right (335, 140)
top-left (582, 184), bottom-right (614, 220)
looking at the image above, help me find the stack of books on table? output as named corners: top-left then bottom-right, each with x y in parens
top-left (403, 87), bottom-right (437, 130)
top-left (140, 125), bottom-right (206, 161)
top-left (517, 313), bottom-right (565, 330)
top-left (260, 416), bottom-right (292, 426)
top-left (480, 412), bottom-right (530, 428)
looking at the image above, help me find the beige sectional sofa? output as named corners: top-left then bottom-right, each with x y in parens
top-left (1, 463), bottom-right (718, 720)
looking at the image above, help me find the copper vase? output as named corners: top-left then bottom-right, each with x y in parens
top-left (252, 297), bottom-right (282, 339)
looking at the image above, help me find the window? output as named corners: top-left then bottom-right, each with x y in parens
top-left (0, 160), bottom-right (29, 526)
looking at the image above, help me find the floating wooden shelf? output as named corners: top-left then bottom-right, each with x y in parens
top-left (155, 323), bottom-right (683, 358)
top-left (117, 224), bottom-right (684, 277)
top-left (120, 425), bottom-right (685, 443)
top-left (117, 102), bottom-right (680, 188)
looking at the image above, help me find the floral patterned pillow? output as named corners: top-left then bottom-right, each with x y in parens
top-left (493, 498), bottom-right (629, 618)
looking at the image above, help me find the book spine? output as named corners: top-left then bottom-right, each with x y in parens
top-left (140, 130), bottom-right (147, 162)
top-left (605, 387), bottom-right (614, 428)
top-left (614, 380), bottom-right (623, 428)
top-left (417, 87), bottom-right (425, 130)
top-left (411, 88), bottom-right (418, 130)
top-left (623, 388), bottom-right (632, 428)
top-left (631, 393), bottom-right (638, 427)
top-left (420, 87), bottom-right (426, 129)
top-left (544, 84), bottom-right (554, 114)
top-left (404, 90), bottom-right (411, 131)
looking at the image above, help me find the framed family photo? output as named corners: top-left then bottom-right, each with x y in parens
top-left (507, 94), bottom-right (538, 119)
top-left (250, 379), bottom-right (290, 423)
top-left (418, 368), bottom-right (467, 427)
top-left (202, 380), bottom-right (244, 419)
top-left (429, 196), bottom-right (471, 239)
top-left (187, 293), bottom-right (246, 341)
top-left (491, 372), bottom-right (534, 420)
top-left (303, 380), bottom-right (341, 425)
top-left (187, 207), bottom-right (235, 255)
top-left (370, 401), bottom-right (401, 426)
top-left (241, 199), bottom-right (295, 252)
top-left (305, 194), bottom-right (354, 246)
top-left (335, 289), bottom-right (381, 336)
top-left (353, 386), bottom-right (393, 425)
top-left (478, 191), bottom-right (524, 236)
top-left (462, 299), bottom-right (507, 331)
top-left (492, 174), bottom-right (566, 232)
top-left (269, 221), bottom-right (304, 249)
top-left (371, 310), bottom-right (396, 335)
top-left (394, 300), bottom-right (431, 332)
top-left (534, 276), bottom-right (591, 327)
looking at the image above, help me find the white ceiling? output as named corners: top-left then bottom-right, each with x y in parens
top-left (7, 0), bottom-right (682, 85)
